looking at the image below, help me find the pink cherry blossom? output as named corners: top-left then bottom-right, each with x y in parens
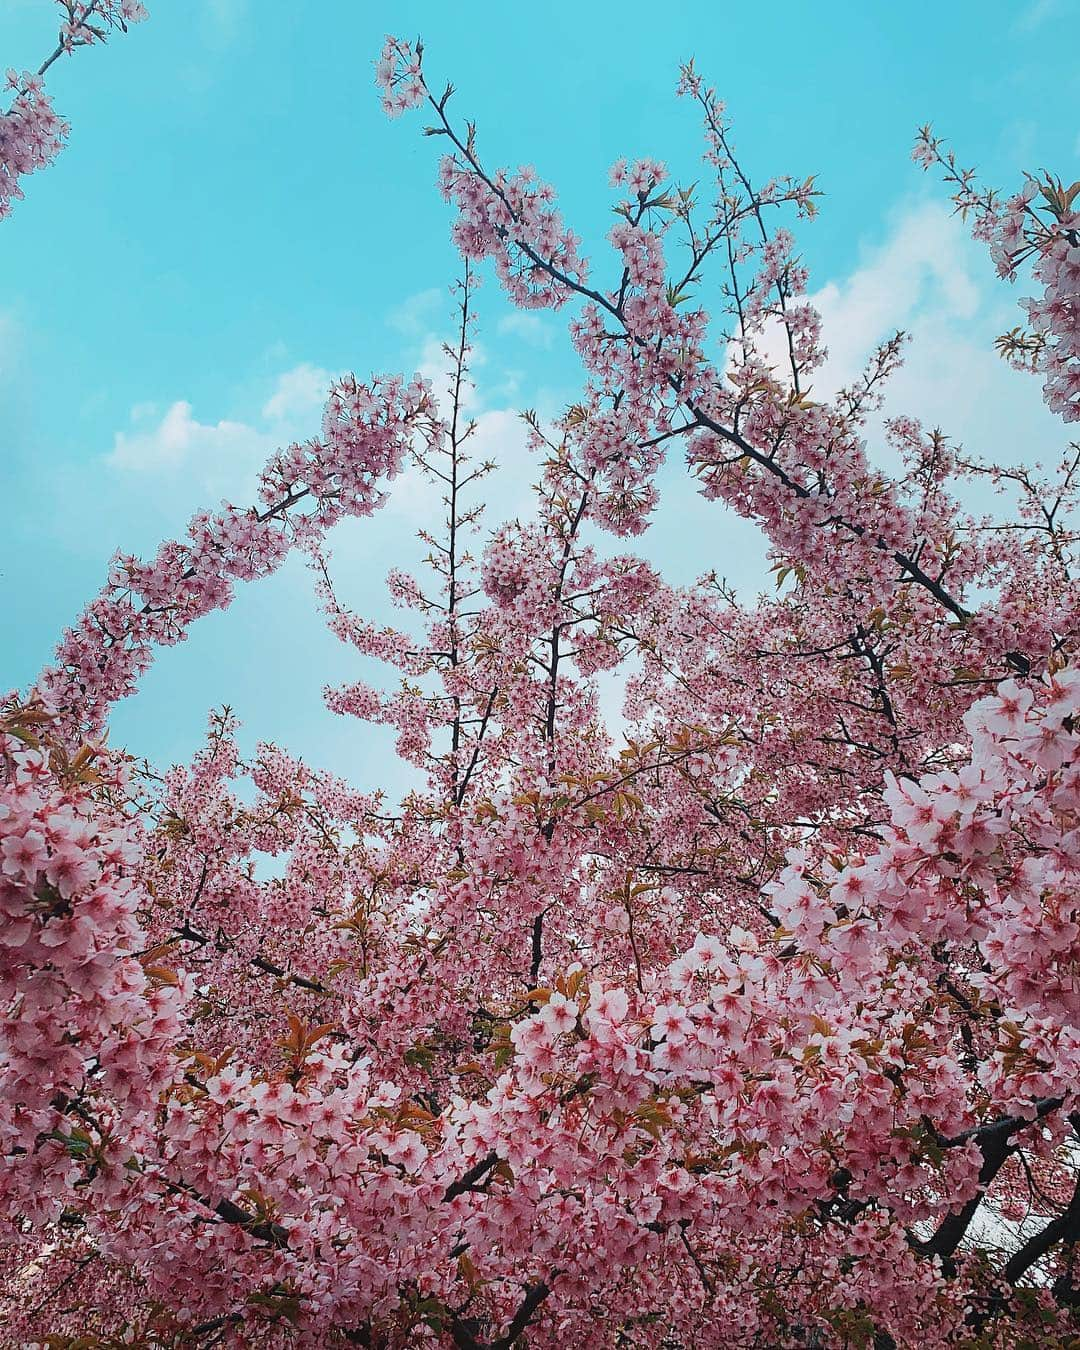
top-left (3, 21), bottom-right (1080, 1350)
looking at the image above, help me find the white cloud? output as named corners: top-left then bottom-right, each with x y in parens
top-left (388, 288), bottom-right (445, 337)
top-left (108, 400), bottom-right (269, 484)
top-left (733, 200), bottom-right (1064, 480)
top-left (810, 201), bottom-right (1064, 471)
top-left (465, 406), bottom-right (538, 513)
top-left (811, 201), bottom-right (980, 392)
top-left (496, 312), bottom-right (555, 348)
top-left (262, 361), bottom-right (330, 422)
top-left (106, 362), bottom-right (335, 503)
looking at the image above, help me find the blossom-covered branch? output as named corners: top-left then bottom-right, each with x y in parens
top-left (1, 1), bottom-right (147, 220)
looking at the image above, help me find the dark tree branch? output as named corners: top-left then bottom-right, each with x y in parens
top-left (1004, 1174), bottom-right (1080, 1286)
top-left (449, 1280), bottom-right (552, 1350)
top-left (443, 1151), bottom-right (500, 1203)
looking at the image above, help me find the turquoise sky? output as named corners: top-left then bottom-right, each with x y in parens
top-left (2, 0), bottom-right (1078, 793)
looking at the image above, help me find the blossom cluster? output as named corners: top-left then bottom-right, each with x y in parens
top-left (0, 2), bottom-right (147, 220)
top-left (914, 127), bottom-right (1079, 423)
top-left (0, 72), bottom-right (66, 220)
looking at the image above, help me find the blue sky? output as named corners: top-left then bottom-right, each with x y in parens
top-left (1, 0), bottom-right (1078, 794)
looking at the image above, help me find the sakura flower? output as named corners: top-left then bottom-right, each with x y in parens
top-left (385, 1130), bottom-right (428, 1173)
top-left (652, 1002), bottom-right (693, 1042)
top-left (0, 827), bottom-right (47, 880)
top-left (539, 990), bottom-right (579, 1035)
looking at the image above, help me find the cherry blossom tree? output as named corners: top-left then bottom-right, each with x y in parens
top-left (3, 12), bottom-right (1080, 1347)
